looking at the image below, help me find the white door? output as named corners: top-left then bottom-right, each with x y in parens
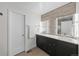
top-left (8, 11), bottom-right (25, 56)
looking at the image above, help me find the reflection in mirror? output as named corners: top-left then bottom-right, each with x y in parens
top-left (56, 15), bottom-right (74, 38)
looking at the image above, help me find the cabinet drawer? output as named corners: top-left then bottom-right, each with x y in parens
top-left (55, 40), bottom-right (78, 56)
top-left (36, 35), bottom-right (78, 56)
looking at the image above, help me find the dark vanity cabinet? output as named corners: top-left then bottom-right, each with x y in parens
top-left (36, 35), bottom-right (78, 56)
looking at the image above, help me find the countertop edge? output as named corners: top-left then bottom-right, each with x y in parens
top-left (36, 33), bottom-right (79, 45)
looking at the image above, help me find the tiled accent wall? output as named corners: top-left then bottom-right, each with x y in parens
top-left (41, 2), bottom-right (76, 35)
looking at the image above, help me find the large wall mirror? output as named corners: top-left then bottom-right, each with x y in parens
top-left (56, 14), bottom-right (79, 39)
top-left (41, 14), bottom-right (79, 39)
top-left (56, 15), bottom-right (74, 38)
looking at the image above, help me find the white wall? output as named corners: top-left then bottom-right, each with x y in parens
top-left (76, 2), bottom-right (79, 14)
top-left (25, 10), bottom-right (41, 51)
top-left (0, 2), bottom-right (41, 56)
top-left (0, 9), bottom-right (8, 56)
top-left (75, 3), bottom-right (79, 55)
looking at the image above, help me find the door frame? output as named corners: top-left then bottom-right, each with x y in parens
top-left (7, 9), bottom-right (26, 56)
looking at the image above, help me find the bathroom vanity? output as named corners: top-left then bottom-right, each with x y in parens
top-left (36, 34), bottom-right (78, 56)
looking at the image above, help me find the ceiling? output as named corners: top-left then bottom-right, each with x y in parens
top-left (0, 2), bottom-right (70, 15)
top-left (7, 2), bottom-right (70, 15)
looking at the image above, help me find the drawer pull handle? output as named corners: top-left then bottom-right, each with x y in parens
top-left (53, 44), bottom-right (55, 46)
top-left (49, 44), bottom-right (51, 46)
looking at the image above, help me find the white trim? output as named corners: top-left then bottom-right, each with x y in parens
top-left (7, 9), bottom-right (26, 56)
top-left (7, 9), bottom-right (26, 15)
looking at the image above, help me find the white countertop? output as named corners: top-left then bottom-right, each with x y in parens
top-left (36, 33), bottom-right (79, 45)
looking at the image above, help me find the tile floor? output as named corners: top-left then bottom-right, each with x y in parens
top-left (16, 47), bottom-right (49, 56)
